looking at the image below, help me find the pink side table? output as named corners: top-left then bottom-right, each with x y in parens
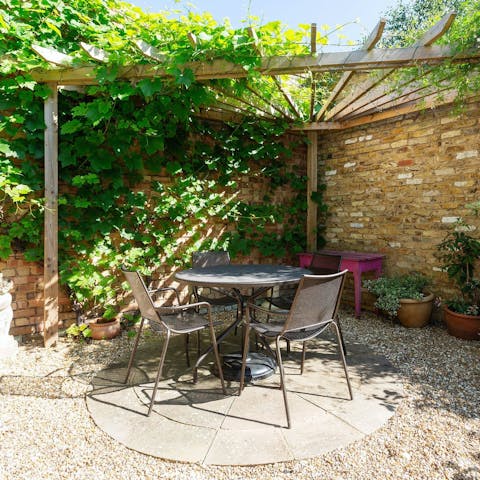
top-left (298, 250), bottom-right (385, 318)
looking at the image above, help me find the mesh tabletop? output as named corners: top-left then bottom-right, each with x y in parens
top-left (175, 264), bottom-right (311, 288)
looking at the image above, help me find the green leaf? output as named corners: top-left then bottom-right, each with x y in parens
top-left (61, 119), bottom-right (83, 134)
top-left (72, 174), bottom-right (100, 186)
top-left (173, 68), bottom-right (195, 88)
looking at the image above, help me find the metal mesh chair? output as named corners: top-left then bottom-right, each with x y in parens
top-left (268, 253), bottom-right (342, 311)
top-left (191, 250), bottom-right (241, 313)
top-left (309, 252), bottom-right (342, 274)
top-left (239, 270), bottom-right (353, 429)
top-left (122, 266), bottom-right (226, 416)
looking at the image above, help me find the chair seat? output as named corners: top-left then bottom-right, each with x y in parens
top-left (251, 321), bottom-right (330, 341)
top-left (154, 312), bottom-right (211, 334)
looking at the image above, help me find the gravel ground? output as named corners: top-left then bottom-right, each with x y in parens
top-left (0, 310), bottom-right (479, 480)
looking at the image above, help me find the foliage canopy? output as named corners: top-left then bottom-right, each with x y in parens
top-left (0, 0), bottom-right (479, 316)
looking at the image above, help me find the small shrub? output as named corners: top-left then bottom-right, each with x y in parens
top-left (363, 274), bottom-right (431, 317)
top-left (65, 323), bottom-right (92, 340)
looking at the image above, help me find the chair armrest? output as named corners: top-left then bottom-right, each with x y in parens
top-left (157, 301), bottom-right (212, 316)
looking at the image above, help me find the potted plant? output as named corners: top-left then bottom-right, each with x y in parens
top-left (78, 304), bottom-right (121, 341)
top-left (363, 273), bottom-right (434, 327)
top-left (0, 272), bottom-right (18, 357)
top-left (437, 205), bottom-right (480, 340)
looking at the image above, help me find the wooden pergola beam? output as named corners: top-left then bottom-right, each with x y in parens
top-left (247, 27), bottom-right (303, 118)
top-left (324, 11), bottom-right (457, 120)
top-left (306, 131), bottom-right (318, 251)
top-left (315, 18), bottom-right (386, 121)
top-left (32, 44), bottom-right (477, 85)
top-left (341, 89), bottom-right (458, 128)
top-left (32, 44), bottom-right (75, 66)
top-left (80, 42), bottom-right (109, 62)
top-left (325, 12), bottom-right (457, 120)
top-left (133, 40), bottom-right (167, 61)
top-left (209, 86), bottom-right (278, 119)
top-left (244, 84), bottom-right (295, 120)
top-left (43, 83), bottom-right (59, 347)
top-left (340, 73), bottom-right (444, 119)
top-left (333, 69), bottom-right (430, 119)
top-left (301, 89), bottom-right (458, 130)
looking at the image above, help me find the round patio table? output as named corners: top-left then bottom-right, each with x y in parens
top-left (175, 264), bottom-right (311, 381)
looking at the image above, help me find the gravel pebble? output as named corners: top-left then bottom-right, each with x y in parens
top-left (1, 310), bottom-right (479, 480)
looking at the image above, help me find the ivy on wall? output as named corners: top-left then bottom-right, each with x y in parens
top-left (0, 0), bottom-right (330, 315)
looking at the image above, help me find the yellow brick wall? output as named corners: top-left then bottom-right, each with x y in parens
top-left (318, 96), bottom-right (480, 304)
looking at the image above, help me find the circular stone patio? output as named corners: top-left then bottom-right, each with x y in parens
top-left (86, 333), bottom-right (404, 466)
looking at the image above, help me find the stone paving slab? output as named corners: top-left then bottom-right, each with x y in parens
top-left (86, 335), bottom-right (404, 466)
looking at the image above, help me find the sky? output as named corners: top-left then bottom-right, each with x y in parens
top-left (126, 0), bottom-right (401, 49)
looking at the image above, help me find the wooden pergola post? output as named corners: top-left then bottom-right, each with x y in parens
top-left (306, 130), bottom-right (318, 252)
top-left (43, 82), bottom-right (59, 347)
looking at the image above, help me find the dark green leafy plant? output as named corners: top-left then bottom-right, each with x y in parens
top-left (437, 207), bottom-right (480, 315)
top-left (363, 274), bottom-right (431, 317)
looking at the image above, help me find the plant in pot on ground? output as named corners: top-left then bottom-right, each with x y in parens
top-left (437, 204), bottom-right (480, 340)
top-left (363, 273), bottom-right (434, 327)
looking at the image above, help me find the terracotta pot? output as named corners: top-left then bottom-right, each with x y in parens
top-left (89, 318), bottom-right (121, 340)
top-left (397, 293), bottom-right (434, 328)
top-left (443, 306), bottom-right (480, 340)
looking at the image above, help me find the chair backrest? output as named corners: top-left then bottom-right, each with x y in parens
top-left (308, 253), bottom-right (342, 275)
top-left (192, 250), bottom-right (230, 268)
top-left (122, 267), bottom-right (163, 329)
top-left (283, 270), bottom-right (348, 333)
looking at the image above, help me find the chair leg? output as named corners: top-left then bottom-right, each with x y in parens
top-left (276, 337), bottom-right (291, 429)
top-left (208, 321), bottom-right (227, 395)
top-left (124, 318), bottom-right (145, 384)
top-left (197, 330), bottom-right (201, 359)
top-left (336, 316), bottom-right (348, 356)
top-left (148, 330), bottom-right (171, 416)
top-left (239, 321), bottom-right (251, 394)
top-left (185, 334), bottom-right (190, 367)
top-left (300, 341), bottom-right (306, 375)
top-left (331, 322), bottom-right (353, 400)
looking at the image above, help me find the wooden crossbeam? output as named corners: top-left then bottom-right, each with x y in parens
top-left (291, 122), bottom-right (343, 131)
top-left (345, 84), bottom-right (454, 120)
top-left (32, 43), bottom-right (478, 85)
top-left (188, 33), bottom-right (198, 49)
top-left (244, 84), bottom-right (295, 120)
top-left (209, 85), bottom-right (277, 119)
top-left (133, 40), bottom-right (167, 61)
top-left (325, 11), bottom-right (456, 120)
top-left (333, 69), bottom-right (430, 118)
top-left (340, 89), bottom-right (458, 128)
top-left (197, 108), bottom-right (247, 123)
top-left (315, 18), bottom-right (386, 121)
top-left (80, 42), bottom-right (109, 62)
top-left (31, 45), bottom-right (74, 66)
top-left (247, 27), bottom-right (303, 118)
top-left (339, 71), bottom-right (440, 119)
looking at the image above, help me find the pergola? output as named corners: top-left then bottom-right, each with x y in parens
top-left (27, 11), bottom-right (480, 346)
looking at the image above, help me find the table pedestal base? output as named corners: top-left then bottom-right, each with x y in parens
top-left (221, 352), bottom-right (276, 382)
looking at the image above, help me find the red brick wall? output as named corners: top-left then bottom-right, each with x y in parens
top-left (2, 132), bottom-right (307, 336)
top-left (0, 253), bottom-right (75, 336)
